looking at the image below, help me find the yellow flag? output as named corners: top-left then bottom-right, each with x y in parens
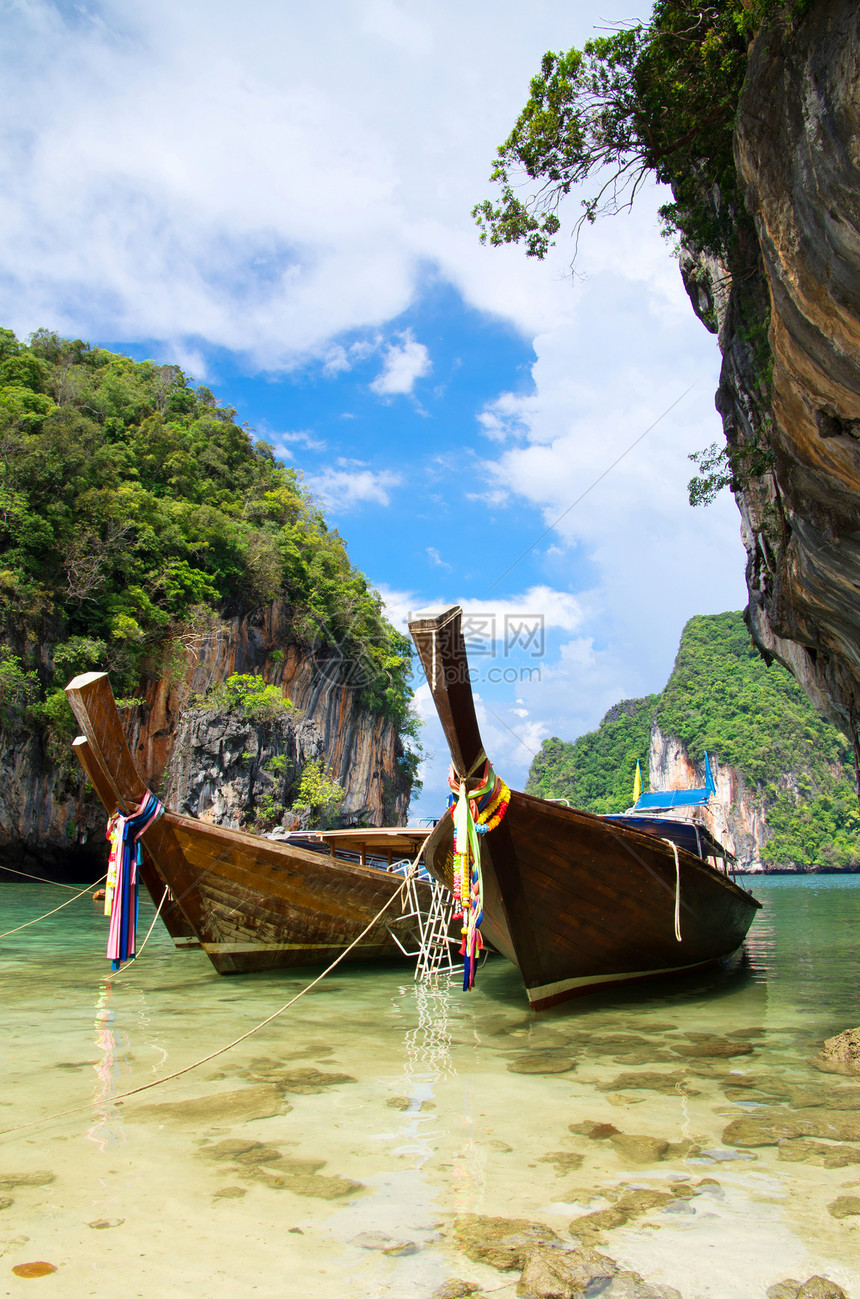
top-left (633, 761), bottom-right (642, 802)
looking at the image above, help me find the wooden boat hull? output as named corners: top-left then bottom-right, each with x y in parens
top-left (410, 607), bottom-right (760, 1010)
top-left (151, 812), bottom-right (431, 974)
top-left (65, 672), bottom-right (432, 974)
top-left (424, 791), bottom-right (758, 1009)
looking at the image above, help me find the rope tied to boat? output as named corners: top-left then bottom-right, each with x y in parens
top-left (661, 837), bottom-right (683, 942)
top-left (0, 842), bottom-right (429, 1142)
top-left (447, 759), bottom-right (511, 991)
top-left (105, 791), bottom-right (164, 970)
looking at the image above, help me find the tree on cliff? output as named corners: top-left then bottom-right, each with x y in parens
top-left (472, 0), bottom-right (807, 262)
top-left (0, 328), bottom-right (418, 775)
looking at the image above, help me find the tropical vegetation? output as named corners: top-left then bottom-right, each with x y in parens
top-left (472, 0), bottom-right (810, 261)
top-left (526, 611), bottom-right (860, 870)
top-left (0, 327), bottom-right (417, 773)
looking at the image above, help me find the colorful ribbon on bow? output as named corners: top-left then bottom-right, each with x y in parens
top-left (105, 791), bottom-right (164, 969)
top-left (447, 760), bottom-right (510, 991)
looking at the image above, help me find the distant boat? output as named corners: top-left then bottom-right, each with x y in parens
top-left (65, 671), bottom-right (435, 974)
top-left (602, 751), bottom-right (735, 866)
top-left (409, 607), bottom-right (760, 1011)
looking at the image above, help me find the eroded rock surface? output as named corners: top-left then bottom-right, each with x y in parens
top-left (813, 1027), bottom-right (860, 1077)
top-left (683, 0), bottom-right (860, 741)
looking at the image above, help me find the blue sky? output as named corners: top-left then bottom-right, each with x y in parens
top-left (0, 0), bottom-right (748, 818)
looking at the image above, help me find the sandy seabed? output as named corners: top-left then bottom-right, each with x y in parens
top-left (1, 875), bottom-right (859, 1298)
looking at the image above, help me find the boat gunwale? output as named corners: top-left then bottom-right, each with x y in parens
top-left (163, 809), bottom-right (431, 888)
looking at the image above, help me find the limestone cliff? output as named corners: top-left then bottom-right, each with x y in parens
top-left (648, 725), bottom-right (771, 872)
top-left (0, 599), bottom-right (413, 879)
top-left (682, 0), bottom-right (860, 747)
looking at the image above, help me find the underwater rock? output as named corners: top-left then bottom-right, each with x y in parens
top-left (725, 1109), bottom-right (860, 1147)
top-left (247, 1168), bottom-right (362, 1198)
top-left (267, 1157), bottom-right (335, 1176)
top-left (0, 1198), bottom-right (11, 1211)
top-left (11, 1262), bottom-right (57, 1278)
top-left (130, 1084), bottom-right (291, 1125)
top-left (769, 1281), bottom-right (849, 1299)
top-left (587, 1035), bottom-right (657, 1051)
top-left (569, 1189), bottom-right (675, 1241)
top-left (796, 1280), bottom-right (849, 1298)
top-left (264, 1068), bottom-right (357, 1093)
top-left (516, 1243), bottom-right (616, 1297)
top-left (672, 1039), bottom-right (754, 1059)
top-left (827, 1195), bottom-right (860, 1219)
top-left (777, 1139), bottom-right (860, 1168)
top-left (569, 1181), bottom-right (712, 1243)
top-left (720, 1076), bottom-right (762, 1093)
top-left (610, 1051), bottom-right (680, 1066)
top-left (489, 1139), bottom-right (513, 1153)
top-left (608, 1135), bottom-right (670, 1164)
top-left (569, 1121), bottom-right (621, 1139)
top-left (507, 1055), bottom-right (576, 1075)
top-left (597, 1071), bottom-right (697, 1095)
top-left (87, 1218), bottom-right (124, 1229)
top-left (813, 1028), bottom-right (860, 1077)
top-left (212, 1187), bottom-right (246, 1199)
top-left (201, 1139), bottom-right (285, 1164)
top-left (200, 1139), bottom-right (260, 1159)
top-left (0, 1172), bottom-right (54, 1190)
top-left (431, 1281), bottom-right (481, 1299)
top-left (537, 1153), bottom-right (585, 1175)
top-left (451, 1215), bottom-right (562, 1270)
top-left (721, 1112), bottom-right (818, 1147)
top-left (231, 1145), bottom-right (286, 1166)
top-left (732, 1080), bottom-right (852, 1109)
top-left (382, 1241), bottom-right (420, 1256)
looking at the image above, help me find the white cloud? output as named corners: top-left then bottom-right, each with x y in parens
top-left (0, 0), bottom-right (655, 366)
top-left (0, 0), bottom-right (752, 818)
top-left (305, 466), bottom-right (402, 512)
top-left (426, 546), bottom-right (451, 570)
top-left (322, 338), bottom-right (379, 377)
top-left (270, 429), bottom-right (326, 458)
top-left (379, 584), bottom-right (584, 640)
top-left (369, 329), bottom-right (431, 397)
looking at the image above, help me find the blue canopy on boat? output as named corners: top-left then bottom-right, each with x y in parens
top-left (630, 752), bottom-right (715, 812)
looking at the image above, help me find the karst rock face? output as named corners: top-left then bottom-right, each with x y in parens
top-left (683, 0), bottom-right (860, 741)
top-left (647, 725), bottom-right (771, 872)
top-left (0, 600), bottom-right (413, 878)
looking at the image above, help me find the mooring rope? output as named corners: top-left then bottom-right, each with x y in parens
top-left (662, 837), bottom-right (682, 942)
top-left (0, 865), bottom-right (84, 890)
top-left (0, 844), bottom-right (427, 1141)
top-left (0, 874), bottom-right (108, 940)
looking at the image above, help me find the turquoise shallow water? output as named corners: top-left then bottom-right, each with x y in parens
top-left (1, 873), bottom-right (859, 1297)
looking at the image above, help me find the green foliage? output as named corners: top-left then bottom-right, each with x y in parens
top-left (527, 699), bottom-right (656, 815)
top-left (687, 430), bottom-right (777, 507)
top-left (0, 647), bottom-right (38, 722)
top-left (473, 0), bottom-right (806, 261)
top-left (293, 759), bottom-right (346, 829)
top-left (0, 327), bottom-right (415, 777)
top-left (194, 673), bottom-right (294, 723)
top-left (526, 611), bottom-right (859, 869)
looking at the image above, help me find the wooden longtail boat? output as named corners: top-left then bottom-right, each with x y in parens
top-left (409, 607), bottom-right (761, 1011)
top-left (65, 671), bottom-right (433, 974)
